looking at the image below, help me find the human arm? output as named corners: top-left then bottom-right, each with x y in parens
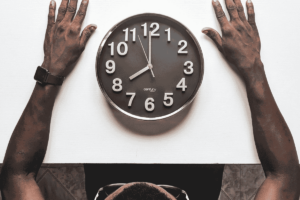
top-left (0, 0), bottom-right (97, 199)
top-left (202, 0), bottom-right (300, 199)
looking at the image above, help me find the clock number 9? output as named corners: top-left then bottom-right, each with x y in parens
top-left (145, 98), bottom-right (155, 112)
top-left (112, 78), bottom-right (122, 92)
top-left (184, 61), bottom-right (194, 75)
top-left (106, 60), bottom-right (115, 74)
top-left (163, 93), bottom-right (174, 107)
top-left (178, 40), bottom-right (188, 54)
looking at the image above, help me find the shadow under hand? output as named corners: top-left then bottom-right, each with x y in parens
top-left (107, 100), bottom-right (195, 136)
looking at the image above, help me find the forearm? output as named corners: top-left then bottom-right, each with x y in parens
top-left (1, 83), bottom-right (59, 179)
top-left (245, 62), bottom-right (299, 177)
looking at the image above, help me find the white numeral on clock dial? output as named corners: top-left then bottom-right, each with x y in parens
top-left (165, 28), bottom-right (171, 42)
top-left (176, 78), bottom-right (187, 92)
top-left (117, 42), bottom-right (128, 56)
top-left (178, 40), bottom-right (188, 54)
top-left (141, 23), bottom-right (147, 37)
top-left (126, 93), bottom-right (136, 107)
top-left (130, 28), bottom-right (136, 42)
top-left (108, 42), bottom-right (114, 56)
top-left (106, 60), bottom-right (115, 74)
top-left (123, 28), bottom-right (129, 42)
top-left (184, 61), bottom-right (194, 75)
top-left (112, 78), bottom-right (122, 92)
top-left (150, 23), bottom-right (160, 37)
top-left (145, 98), bottom-right (155, 112)
top-left (163, 93), bottom-right (174, 107)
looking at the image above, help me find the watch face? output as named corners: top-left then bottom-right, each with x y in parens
top-left (96, 13), bottom-right (204, 120)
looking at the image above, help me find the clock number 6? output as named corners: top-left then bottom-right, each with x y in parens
top-left (184, 61), bottom-right (194, 75)
top-left (145, 98), bottom-right (155, 112)
top-left (126, 93), bottom-right (136, 107)
top-left (163, 93), bottom-right (174, 107)
top-left (112, 78), bottom-right (122, 92)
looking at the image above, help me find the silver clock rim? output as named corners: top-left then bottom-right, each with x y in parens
top-left (96, 13), bottom-right (204, 121)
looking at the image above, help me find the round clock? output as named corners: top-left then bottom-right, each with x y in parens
top-left (96, 13), bottom-right (204, 120)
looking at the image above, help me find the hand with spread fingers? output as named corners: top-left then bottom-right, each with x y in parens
top-left (202, 0), bottom-right (262, 84)
top-left (42, 0), bottom-right (97, 77)
top-left (203, 1), bottom-right (300, 199)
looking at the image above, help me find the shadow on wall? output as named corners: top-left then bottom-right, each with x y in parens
top-left (107, 98), bottom-right (195, 136)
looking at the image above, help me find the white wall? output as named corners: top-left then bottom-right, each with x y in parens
top-left (0, 0), bottom-right (299, 163)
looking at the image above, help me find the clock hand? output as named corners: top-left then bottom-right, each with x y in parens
top-left (148, 31), bottom-right (155, 77)
top-left (129, 65), bottom-right (152, 81)
top-left (138, 35), bottom-right (149, 63)
top-left (138, 35), bottom-right (155, 78)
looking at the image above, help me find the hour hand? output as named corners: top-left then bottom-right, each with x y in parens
top-left (129, 65), bottom-right (150, 81)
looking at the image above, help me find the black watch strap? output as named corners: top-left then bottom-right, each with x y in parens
top-left (34, 66), bottom-right (65, 86)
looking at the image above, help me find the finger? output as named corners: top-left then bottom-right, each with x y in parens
top-left (202, 27), bottom-right (223, 53)
top-left (45, 1), bottom-right (56, 50)
top-left (225, 0), bottom-right (240, 21)
top-left (73, 0), bottom-right (89, 27)
top-left (233, 0), bottom-right (246, 22)
top-left (246, 0), bottom-right (258, 33)
top-left (63, 0), bottom-right (79, 22)
top-left (80, 24), bottom-right (97, 48)
top-left (56, 0), bottom-right (68, 25)
top-left (212, 0), bottom-right (230, 28)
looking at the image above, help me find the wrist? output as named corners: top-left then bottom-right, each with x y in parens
top-left (244, 60), bottom-right (270, 102)
top-left (243, 59), bottom-right (266, 87)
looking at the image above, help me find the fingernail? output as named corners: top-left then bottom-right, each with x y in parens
top-left (247, 0), bottom-right (252, 3)
top-left (91, 24), bottom-right (97, 31)
top-left (51, 0), bottom-right (55, 7)
top-left (213, 0), bottom-right (220, 4)
top-left (202, 27), bottom-right (210, 34)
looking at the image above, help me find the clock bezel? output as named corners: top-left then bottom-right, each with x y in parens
top-left (96, 13), bottom-right (204, 121)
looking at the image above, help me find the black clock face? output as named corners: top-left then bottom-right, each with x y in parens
top-left (96, 13), bottom-right (204, 120)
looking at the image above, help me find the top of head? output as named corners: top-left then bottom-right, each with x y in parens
top-left (105, 182), bottom-right (177, 200)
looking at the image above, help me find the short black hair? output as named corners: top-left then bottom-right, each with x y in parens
top-left (112, 183), bottom-right (173, 200)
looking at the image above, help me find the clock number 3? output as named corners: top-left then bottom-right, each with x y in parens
top-left (184, 61), bottom-right (194, 75)
top-left (112, 78), bottom-right (122, 92)
top-left (145, 98), bottom-right (155, 112)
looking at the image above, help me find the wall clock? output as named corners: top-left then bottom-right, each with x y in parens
top-left (96, 13), bottom-right (204, 120)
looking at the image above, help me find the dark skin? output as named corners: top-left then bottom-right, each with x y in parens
top-left (0, 0), bottom-right (96, 199)
top-left (0, 0), bottom-right (299, 199)
top-left (203, 0), bottom-right (300, 199)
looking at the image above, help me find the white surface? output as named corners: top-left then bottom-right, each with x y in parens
top-left (0, 0), bottom-right (299, 164)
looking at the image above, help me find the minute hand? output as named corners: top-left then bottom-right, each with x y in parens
top-left (129, 66), bottom-right (149, 81)
top-left (148, 31), bottom-right (155, 77)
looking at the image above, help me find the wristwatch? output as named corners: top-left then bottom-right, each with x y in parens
top-left (34, 66), bottom-right (65, 86)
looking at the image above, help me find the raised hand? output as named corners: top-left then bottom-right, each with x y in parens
top-left (202, 0), bottom-right (262, 84)
top-left (42, 0), bottom-right (97, 77)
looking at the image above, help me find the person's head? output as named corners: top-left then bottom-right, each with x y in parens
top-left (96, 182), bottom-right (186, 200)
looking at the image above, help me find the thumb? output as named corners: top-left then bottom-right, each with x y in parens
top-left (202, 27), bottom-right (223, 53)
top-left (80, 24), bottom-right (97, 49)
